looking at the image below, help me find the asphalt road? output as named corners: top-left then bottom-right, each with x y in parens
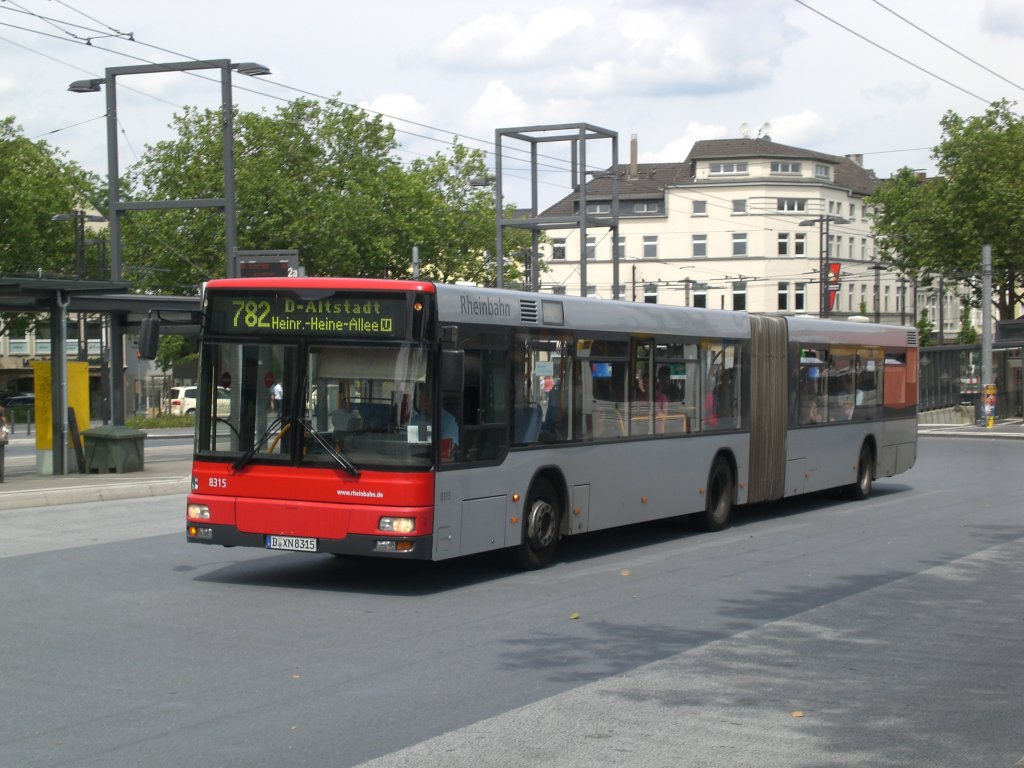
top-left (1, 436), bottom-right (1022, 768)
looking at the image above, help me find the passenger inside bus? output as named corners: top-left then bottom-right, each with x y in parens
top-left (410, 385), bottom-right (459, 457)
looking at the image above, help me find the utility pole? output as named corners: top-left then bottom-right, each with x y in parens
top-left (982, 245), bottom-right (993, 426)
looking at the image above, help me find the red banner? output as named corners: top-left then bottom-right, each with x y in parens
top-left (827, 263), bottom-right (841, 311)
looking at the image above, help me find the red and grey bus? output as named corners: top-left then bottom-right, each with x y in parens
top-left (185, 277), bottom-right (918, 568)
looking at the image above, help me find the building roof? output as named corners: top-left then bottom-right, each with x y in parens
top-left (541, 137), bottom-right (879, 217)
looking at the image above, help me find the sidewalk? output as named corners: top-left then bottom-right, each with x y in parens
top-left (1, 420), bottom-right (1023, 511)
top-left (0, 429), bottom-right (193, 511)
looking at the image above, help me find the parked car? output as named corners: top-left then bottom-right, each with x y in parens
top-left (0, 393), bottom-right (35, 409)
top-left (165, 386), bottom-right (230, 416)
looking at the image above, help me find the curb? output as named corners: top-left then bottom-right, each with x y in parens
top-left (0, 477), bottom-right (190, 511)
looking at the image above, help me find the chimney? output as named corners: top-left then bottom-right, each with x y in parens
top-left (845, 153), bottom-right (864, 167)
top-left (630, 134), bottom-right (638, 178)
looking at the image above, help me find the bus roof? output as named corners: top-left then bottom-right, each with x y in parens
top-left (435, 282), bottom-right (752, 339)
top-left (205, 277), bottom-right (436, 294)
top-left (201, 277), bottom-right (916, 349)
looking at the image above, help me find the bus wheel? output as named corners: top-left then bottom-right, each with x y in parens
top-left (511, 478), bottom-right (560, 570)
top-left (846, 443), bottom-right (874, 500)
top-left (701, 456), bottom-right (734, 532)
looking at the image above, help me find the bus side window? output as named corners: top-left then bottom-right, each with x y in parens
top-left (455, 335), bottom-right (509, 462)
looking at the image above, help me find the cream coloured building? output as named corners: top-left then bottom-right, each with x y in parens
top-left (538, 137), bottom-right (915, 324)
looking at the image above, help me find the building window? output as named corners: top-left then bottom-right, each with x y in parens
top-left (794, 233), bottom-right (806, 256)
top-left (615, 235), bottom-right (626, 260)
top-left (771, 161), bottom-right (801, 174)
top-left (732, 199), bottom-right (746, 214)
top-left (644, 283), bottom-right (658, 304)
top-left (828, 201), bottom-right (835, 214)
top-left (795, 283), bottom-right (806, 312)
top-left (692, 200), bottom-right (707, 216)
top-left (815, 164), bottom-right (831, 179)
top-left (643, 235), bottom-right (658, 259)
top-left (861, 238), bottom-right (867, 260)
top-left (733, 282), bottom-right (747, 311)
top-left (777, 233), bottom-right (789, 256)
top-left (633, 202), bottom-right (659, 214)
top-left (585, 202), bottom-right (611, 214)
top-left (693, 234), bottom-right (707, 258)
top-left (777, 198), bottom-right (807, 212)
top-left (586, 285), bottom-right (597, 297)
top-left (849, 203), bottom-right (856, 219)
top-left (551, 285), bottom-right (567, 295)
top-left (614, 285), bottom-right (626, 300)
top-left (778, 282), bottom-right (789, 311)
top-left (586, 236), bottom-right (596, 260)
top-left (849, 237), bottom-right (855, 260)
top-left (732, 233), bottom-right (747, 257)
top-left (710, 161), bottom-right (747, 175)
top-left (884, 285), bottom-right (890, 311)
top-left (552, 239), bottom-right (565, 261)
top-left (693, 285), bottom-right (708, 309)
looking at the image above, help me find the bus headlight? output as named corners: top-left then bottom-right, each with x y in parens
top-left (187, 503), bottom-right (211, 521)
top-left (379, 517), bottom-right (415, 534)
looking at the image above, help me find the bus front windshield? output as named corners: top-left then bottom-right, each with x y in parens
top-left (196, 341), bottom-right (434, 471)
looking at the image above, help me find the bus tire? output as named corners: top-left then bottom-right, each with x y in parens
top-left (700, 456), bottom-right (734, 532)
top-left (846, 443), bottom-right (874, 500)
top-left (510, 477), bottom-right (560, 570)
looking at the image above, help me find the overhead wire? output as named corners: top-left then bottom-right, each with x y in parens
top-left (868, 0), bottom-right (1024, 96)
top-left (0, 4), bottom-right (589, 188)
top-left (792, 0), bottom-right (993, 106)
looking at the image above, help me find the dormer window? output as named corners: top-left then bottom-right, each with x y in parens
top-left (771, 161), bottom-right (801, 174)
top-left (585, 202), bottom-right (611, 214)
top-left (815, 164), bottom-right (831, 180)
top-left (709, 161), bottom-right (747, 175)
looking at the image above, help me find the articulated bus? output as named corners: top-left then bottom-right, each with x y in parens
top-left (186, 278), bottom-right (918, 568)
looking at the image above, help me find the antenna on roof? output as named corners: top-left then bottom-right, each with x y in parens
top-left (757, 122), bottom-right (772, 141)
top-left (739, 122), bottom-right (750, 138)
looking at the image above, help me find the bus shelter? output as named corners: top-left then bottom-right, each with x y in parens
top-left (0, 277), bottom-right (199, 474)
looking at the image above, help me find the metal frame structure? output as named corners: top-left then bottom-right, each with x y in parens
top-left (493, 124), bottom-right (620, 297)
top-left (69, 59), bottom-right (268, 423)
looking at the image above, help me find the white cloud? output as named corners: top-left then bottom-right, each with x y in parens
top-left (466, 80), bottom-right (530, 137)
top-left (547, 5), bottom-right (797, 97)
top-left (435, 8), bottom-right (595, 69)
top-left (765, 110), bottom-right (830, 146)
top-left (981, 0), bottom-right (1024, 36)
top-left (644, 123), bottom-right (728, 162)
top-left (358, 94), bottom-right (433, 128)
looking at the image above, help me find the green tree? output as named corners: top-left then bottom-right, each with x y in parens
top-left (403, 139), bottom-right (532, 285)
top-left (916, 308), bottom-right (935, 345)
top-left (869, 100), bottom-right (1024, 321)
top-left (0, 116), bottom-right (103, 335)
top-left (956, 302), bottom-right (979, 344)
top-left (120, 98), bottom-right (520, 293)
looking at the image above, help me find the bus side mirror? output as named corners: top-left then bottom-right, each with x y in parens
top-left (138, 317), bottom-right (160, 360)
top-left (440, 349), bottom-right (464, 393)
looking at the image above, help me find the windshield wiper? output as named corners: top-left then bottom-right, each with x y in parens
top-left (303, 421), bottom-right (361, 477)
top-left (232, 416), bottom-right (286, 471)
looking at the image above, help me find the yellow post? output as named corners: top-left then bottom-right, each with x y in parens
top-left (984, 384), bottom-right (997, 429)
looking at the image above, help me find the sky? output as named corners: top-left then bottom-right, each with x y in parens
top-left (2, 0), bottom-right (1023, 210)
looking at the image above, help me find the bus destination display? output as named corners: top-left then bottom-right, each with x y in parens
top-left (208, 292), bottom-right (407, 338)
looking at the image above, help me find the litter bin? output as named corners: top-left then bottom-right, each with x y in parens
top-left (82, 426), bottom-right (147, 473)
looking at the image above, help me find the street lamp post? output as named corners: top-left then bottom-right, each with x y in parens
top-left (68, 59), bottom-right (270, 424)
top-left (868, 262), bottom-right (884, 323)
top-left (800, 215), bottom-right (849, 317)
top-left (469, 175), bottom-right (500, 287)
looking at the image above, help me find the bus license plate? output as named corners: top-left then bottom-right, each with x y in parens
top-left (266, 535), bottom-right (318, 552)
